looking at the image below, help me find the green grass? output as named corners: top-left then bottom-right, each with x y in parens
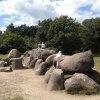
top-left (2, 96), bottom-right (23, 100)
top-left (0, 54), bottom-right (7, 58)
top-left (67, 87), bottom-right (100, 95)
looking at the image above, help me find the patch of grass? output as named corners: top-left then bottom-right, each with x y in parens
top-left (2, 96), bottom-right (23, 100)
top-left (67, 87), bottom-right (100, 95)
top-left (0, 54), bottom-right (7, 58)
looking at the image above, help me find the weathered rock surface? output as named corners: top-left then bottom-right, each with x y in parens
top-left (22, 56), bottom-right (31, 68)
top-left (44, 66), bottom-right (55, 83)
top-left (34, 59), bottom-right (43, 70)
top-left (61, 50), bottom-right (94, 73)
top-left (87, 69), bottom-right (100, 85)
top-left (10, 58), bottom-right (23, 69)
top-left (64, 73), bottom-right (100, 94)
top-left (0, 66), bottom-right (13, 72)
top-left (7, 49), bottom-right (21, 58)
top-left (29, 58), bottom-right (38, 68)
top-left (0, 61), bottom-right (6, 67)
top-left (45, 54), bottom-right (56, 65)
top-left (35, 62), bottom-right (49, 75)
top-left (32, 49), bottom-right (56, 60)
top-left (48, 69), bottom-right (64, 90)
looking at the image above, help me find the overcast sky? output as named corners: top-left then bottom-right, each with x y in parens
top-left (0, 0), bottom-right (100, 31)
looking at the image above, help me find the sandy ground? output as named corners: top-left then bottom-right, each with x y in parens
top-left (0, 69), bottom-right (100, 100)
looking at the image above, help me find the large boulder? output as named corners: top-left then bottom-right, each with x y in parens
top-left (47, 69), bottom-right (64, 90)
top-left (44, 66), bottom-right (55, 83)
top-left (10, 58), bottom-right (23, 69)
top-left (35, 62), bottom-right (49, 75)
top-left (22, 55), bottom-right (34, 68)
top-left (61, 50), bottom-right (94, 73)
top-left (34, 59), bottom-right (43, 70)
top-left (7, 49), bottom-right (21, 58)
top-left (64, 73), bottom-right (100, 94)
top-left (0, 61), bottom-right (6, 67)
top-left (32, 49), bottom-right (56, 61)
top-left (29, 58), bottom-right (38, 68)
top-left (45, 54), bottom-right (56, 65)
top-left (21, 50), bottom-right (35, 68)
top-left (2, 58), bottom-right (11, 66)
top-left (22, 56), bottom-right (31, 68)
top-left (87, 69), bottom-right (100, 85)
top-left (0, 66), bottom-right (13, 72)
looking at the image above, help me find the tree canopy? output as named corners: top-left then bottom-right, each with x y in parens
top-left (0, 16), bottom-right (100, 54)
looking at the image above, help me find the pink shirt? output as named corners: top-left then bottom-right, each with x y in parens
top-left (56, 52), bottom-right (62, 67)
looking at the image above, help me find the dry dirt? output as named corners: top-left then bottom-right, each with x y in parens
top-left (0, 69), bottom-right (100, 100)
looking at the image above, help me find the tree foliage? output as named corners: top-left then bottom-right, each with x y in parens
top-left (82, 18), bottom-right (100, 53)
top-left (0, 16), bottom-right (100, 54)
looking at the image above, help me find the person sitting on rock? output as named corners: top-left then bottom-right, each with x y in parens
top-left (41, 42), bottom-right (45, 49)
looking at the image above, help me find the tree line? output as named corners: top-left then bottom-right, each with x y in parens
top-left (0, 15), bottom-right (100, 54)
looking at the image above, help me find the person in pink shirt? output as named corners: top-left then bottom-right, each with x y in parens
top-left (53, 51), bottom-right (63, 69)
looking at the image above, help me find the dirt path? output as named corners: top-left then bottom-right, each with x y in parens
top-left (0, 69), bottom-right (100, 100)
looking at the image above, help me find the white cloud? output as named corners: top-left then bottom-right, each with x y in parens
top-left (14, 16), bottom-right (36, 26)
top-left (0, 0), bottom-right (100, 31)
top-left (0, 26), bottom-right (6, 32)
top-left (0, 0), bottom-right (58, 29)
top-left (53, 0), bottom-right (97, 18)
top-left (92, 0), bottom-right (100, 13)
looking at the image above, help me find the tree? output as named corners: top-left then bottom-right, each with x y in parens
top-left (82, 18), bottom-right (100, 53)
top-left (1, 16), bottom-right (100, 54)
top-left (0, 33), bottom-right (26, 53)
top-left (14, 24), bottom-right (38, 38)
top-left (35, 18), bottom-right (52, 42)
top-left (47, 16), bottom-right (82, 54)
top-left (0, 30), bottom-right (2, 35)
top-left (5, 23), bottom-right (15, 33)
